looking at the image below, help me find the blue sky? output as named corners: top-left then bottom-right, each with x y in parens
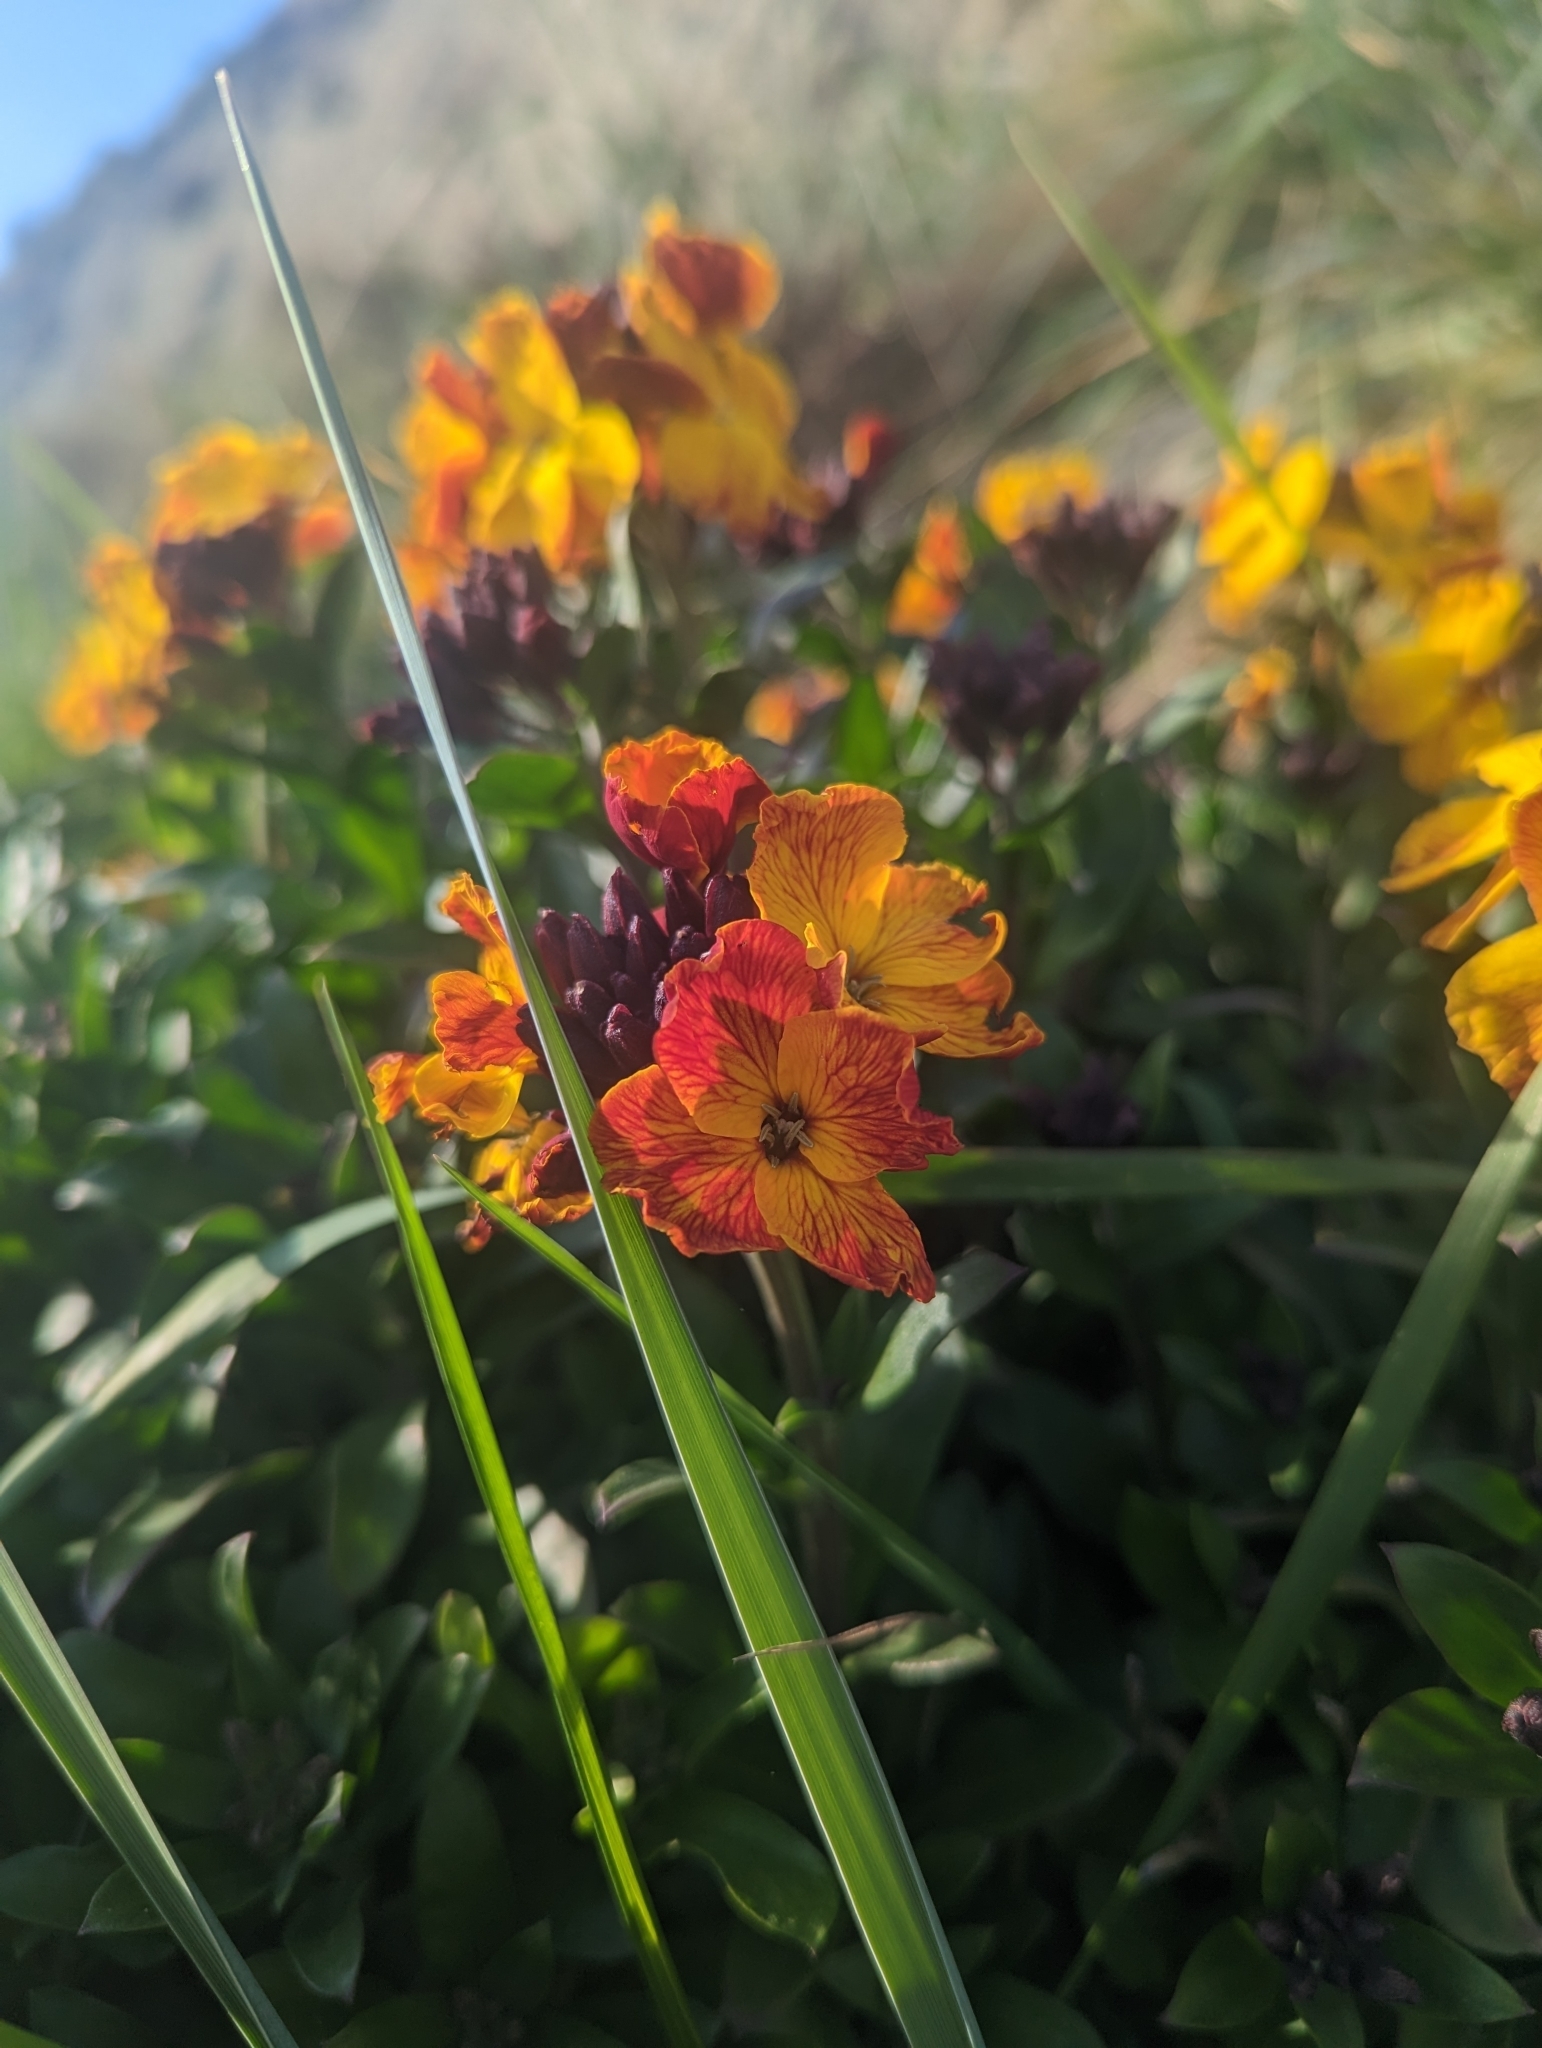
top-left (0, 0), bottom-right (279, 261)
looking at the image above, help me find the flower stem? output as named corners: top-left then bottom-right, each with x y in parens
top-left (745, 1251), bottom-right (846, 1625)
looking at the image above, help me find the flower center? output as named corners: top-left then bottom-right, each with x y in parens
top-left (759, 1090), bottom-right (813, 1165)
top-left (846, 971), bottom-right (884, 1007)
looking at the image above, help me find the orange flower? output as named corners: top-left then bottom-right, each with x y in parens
top-left (748, 784), bottom-right (1041, 1059)
top-left (975, 447), bottom-right (1102, 546)
top-left (591, 919), bottom-right (958, 1297)
top-left (1223, 646), bottom-right (1295, 740)
top-left (1197, 420), bottom-right (1332, 630)
top-left (395, 295), bottom-right (640, 608)
top-left (887, 500), bottom-right (973, 639)
top-left (366, 876), bottom-right (537, 1141)
top-left (743, 666), bottom-right (850, 746)
top-left (603, 728), bottom-right (770, 881)
top-left (619, 205), bottom-right (825, 537)
top-left (42, 538), bottom-right (173, 755)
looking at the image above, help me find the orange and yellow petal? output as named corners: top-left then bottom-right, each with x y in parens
top-left (367, 1050), bottom-right (431, 1122)
top-left (437, 874), bottom-right (522, 993)
top-left (863, 861), bottom-right (1004, 988)
top-left (429, 970), bottom-right (536, 1075)
top-left (1446, 925), bottom-right (1542, 1097)
top-left (866, 960), bottom-right (1043, 1060)
top-left (654, 919), bottom-right (817, 1133)
top-left (642, 203), bottom-right (781, 337)
top-left (1418, 569), bottom-right (1530, 678)
top-left (749, 784), bottom-right (908, 965)
top-left (148, 423), bottom-right (332, 545)
top-left (975, 448), bottom-right (1102, 546)
top-left (1346, 647), bottom-right (1462, 745)
top-left (744, 666), bottom-right (849, 746)
top-left (410, 1054), bottom-right (525, 1140)
top-left (591, 1064), bottom-right (779, 1256)
top-left (603, 728), bottom-right (768, 879)
top-left (1422, 855), bottom-right (1521, 953)
top-left (1384, 795), bottom-right (1512, 894)
top-left (472, 1114), bottom-right (592, 1228)
top-left (463, 291), bottom-right (581, 439)
top-left (773, 1008), bottom-right (935, 1181)
top-left (753, 1157), bottom-right (935, 1300)
top-left (887, 500), bottom-right (972, 639)
top-left (1400, 695), bottom-right (1511, 795)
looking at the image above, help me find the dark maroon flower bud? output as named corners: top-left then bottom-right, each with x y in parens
top-left (1504, 1690), bottom-right (1542, 1753)
top-left (604, 1006), bottom-right (656, 1075)
top-left (568, 979), bottom-right (612, 1032)
top-left (1013, 494), bottom-right (1179, 636)
top-left (611, 973), bottom-right (650, 1016)
top-left (603, 867), bottom-right (653, 939)
top-left (566, 915), bottom-right (617, 985)
top-left (533, 909), bottom-right (573, 993)
top-left (928, 627), bottom-right (1100, 768)
top-left (625, 911), bottom-right (670, 981)
top-left (704, 871), bottom-right (756, 934)
top-left (527, 1126), bottom-right (588, 1201)
top-left (669, 928), bottom-right (713, 966)
top-left (663, 868), bottom-right (706, 934)
top-left (155, 512), bottom-right (287, 633)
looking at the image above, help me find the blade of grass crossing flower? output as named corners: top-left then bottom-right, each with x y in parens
top-left (0, 1541), bottom-right (297, 2048)
top-left (1059, 1058), bottom-right (1542, 2002)
top-left (217, 76), bottom-right (983, 2044)
top-left (448, 1177), bottom-right (1080, 1712)
top-left (889, 1148), bottom-right (1475, 1204)
top-left (317, 985), bottom-right (699, 2048)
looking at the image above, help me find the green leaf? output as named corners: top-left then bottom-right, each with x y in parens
top-left (888, 1149), bottom-right (1475, 1207)
top-left (908, 1709), bottom-right (1129, 1836)
top-left (1261, 1805), bottom-right (1335, 1913)
top-left (210, 1531), bottom-right (302, 1721)
top-left (354, 1654), bottom-right (491, 1844)
top-left (1410, 1801), bottom-right (1542, 1957)
top-left (1350, 1688), bottom-right (1542, 1799)
top-left (82, 1454), bottom-right (304, 1627)
top-left (469, 749), bottom-right (588, 827)
top-left (325, 1403), bottom-right (428, 1600)
top-left (1408, 1458), bottom-right (1542, 1546)
top-left (1289, 1984), bottom-right (1364, 2048)
top-left (639, 1789), bottom-right (841, 1954)
top-left (1378, 1916), bottom-right (1532, 2022)
top-left (81, 1838), bottom-right (268, 1933)
top-left (226, 62), bottom-right (981, 2038)
top-left (1387, 1545), bottom-right (1542, 1705)
top-left (61, 1633), bottom-right (221, 1751)
top-left (1163, 1918), bottom-right (1287, 2031)
top-left (114, 1739), bottom-right (236, 1831)
top-left (860, 1250), bottom-right (1022, 1410)
top-left (609, 1582), bottom-right (738, 1677)
top-left (590, 1458), bottom-right (689, 1531)
top-left (283, 1884), bottom-right (364, 2003)
top-left (1063, 1061), bottom-right (1542, 1996)
top-left (971, 1973), bottom-right (1107, 2047)
top-left (0, 1189), bottom-right (457, 1529)
top-left (414, 1762), bottom-right (519, 1979)
top-left (0, 1844), bottom-right (116, 1930)
top-left (322, 1996), bottom-right (455, 2048)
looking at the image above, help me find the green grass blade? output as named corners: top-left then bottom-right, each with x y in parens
top-left (0, 1543), bottom-right (297, 2048)
top-left (0, 1189), bottom-right (457, 1525)
top-left (317, 985), bottom-right (699, 2048)
top-left (217, 73), bottom-right (982, 2042)
top-left (448, 1175), bottom-right (1080, 1711)
top-left (1060, 1059), bottom-right (1542, 1999)
top-left (888, 1148), bottom-right (1473, 1205)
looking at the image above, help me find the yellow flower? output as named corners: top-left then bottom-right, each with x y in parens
top-left (1315, 434), bottom-right (1502, 601)
top-left (1197, 420), bottom-right (1332, 630)
top-left (42, 539), bottom-right (173, 756)
top-left (148, 421), bottom-right (347, 560)
top-left (975, 448), bottom-right (1102, 546)
top-left (1223, 646), bottom-right (1295, 735)
top-left (1383, 732), bottom-right (1542, 949)
top-left (744, 665), bottom-right (850, 746)
top-left (1446, 799), bottom-right (1542, 1096)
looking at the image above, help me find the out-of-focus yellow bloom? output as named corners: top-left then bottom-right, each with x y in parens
top-left (887, 500), bottom-right (973, 639)
top-left (1384, 732), bottom-right (1542, 949)
top-left (1197, 420), bottom-right (1332, 630)
top-left (396, 294), bottom-right (640, 610)
top-left (1347, 567), bottom-right (1527, 792)
top-left (620, 205), bottom-right (824, 537)
top-left (744, 665), bottom-right (850, 746)
top-left (148, 422), bottom-right (347, 559)
top-left (975, 447), bottom-right (1102, 546)
top-left (1315, 434), bottom-right (1503, 601)
top-left (1223, 646), bottom-right (1295, 739)
top-left (42, 539), bottom-right (173, 755)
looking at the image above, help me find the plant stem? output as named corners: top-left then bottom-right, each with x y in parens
top-left (320, 991), bottom-right (700, 2048)
top-left (746, 1250), bottom-right (847, 1627)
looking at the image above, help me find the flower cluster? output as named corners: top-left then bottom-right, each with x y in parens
top-left (371, 729), bottom-right (1038, 1299)
top-left (1195, 422), bottom-right (1542, 1097)
top-left (880, 445), bottom-right (1174, 771)
top-left (44, 424), bottom-right (350, 754)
